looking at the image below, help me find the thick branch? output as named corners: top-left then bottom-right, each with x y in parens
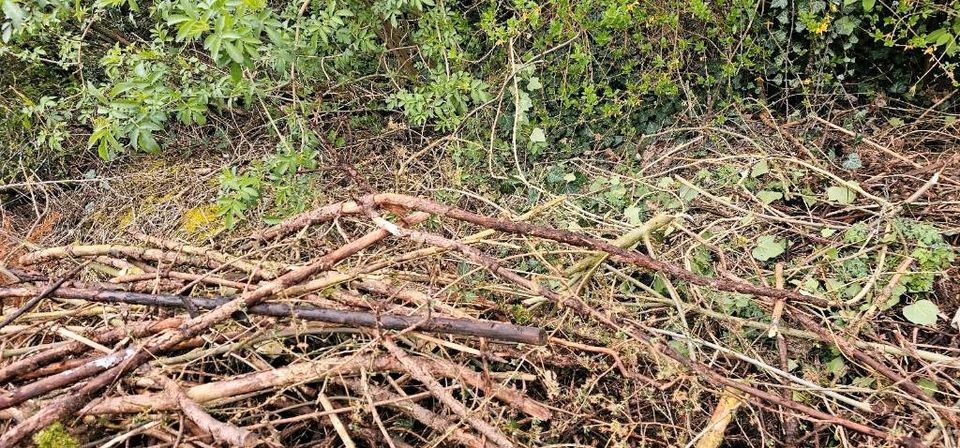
top-left (0, 286), bottom-right (544, 345)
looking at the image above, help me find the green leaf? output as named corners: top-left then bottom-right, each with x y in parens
top-left (527, 77), bottom-right (542, 90)
top-left (862, 0), bottom-right (875, 11)
top-left (917, 378), bottom-right (939, 396)
top-left (826, 185), bottom-right (857, 204)
top-left (530, 127), bottom-right (546, 143)
top-left (903, 300), bottom-right (939, 326)
top-left (2, 0), bottom-right (25, 28)
top-left (825, 357), bottom-right (847, 378)
top-left (624, 206), bottom-right (642, 225)
top-left (139, 132), bottom-right (160, 153)
top-left (752, 235), bottom-right (786, 261)
top-left (223, 41), bottom-right (245, 64)
top-left (757, 190), bottom-right (783, 204)
top-left (562, 172), bottom-right (576, 182)
top-left (750, 160), bottom-right (769, 177)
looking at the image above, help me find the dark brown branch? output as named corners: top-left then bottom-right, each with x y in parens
top-left (0, 318), bottom-right (182, 384)
top-left (0, 262), bottom-right (88, 330)
top-left (0, 286), bottom-right (545, 345)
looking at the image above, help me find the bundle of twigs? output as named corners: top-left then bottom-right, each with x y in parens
top-left (0, 193), bottom-right (953, 446)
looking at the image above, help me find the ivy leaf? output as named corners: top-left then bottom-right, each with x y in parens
top-left (624, 206), bottom-right (643, 225)
top-left (750, 160), bottom-right (769, 177)
top-left (826, 185), bottom-right (857, 204)
top-left (752, 235), bottom-right (786, 261)
top-left (862, 0), bottom-right (875, 11)
top-left (757, 190), bottom-right (783, 204)
top-left (917, 378), bottom-right (939, 396)
top-left (530, 127), bottom-right (546, 143)
top-left (1, 0), bottom-right (24, 29)
top-left (903, 300), bottom-right (939, 326)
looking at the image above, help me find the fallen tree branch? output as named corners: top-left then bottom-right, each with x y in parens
top-left (18, 245), bottom-right (238, 277)
top-left (127, 230), bottom-right (283, 279)
top-left (157, 375), bottom-right (260, 447)
top-left (0, 261), bottom-right (88, 330)
top-left (0, 318), bottom-right (182, 384)
top-left (0, 286), bottom-right (545, 345)
top-left (72, 353), bottom-right (547, 421)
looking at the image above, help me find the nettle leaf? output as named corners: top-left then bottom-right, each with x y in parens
top-left (826, 185), bottom-right (857, 204)
top-left (757, 190), bottom-right (783, 205)
top-left (903, 300), bottom-right (939, 326)
top-left (530, 127), bottom-right (546, 143)
top-left (752, 235), bottom-right (786, 261)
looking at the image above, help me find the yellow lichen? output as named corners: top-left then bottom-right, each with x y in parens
top-left (181, 204), bottom-right (222, 239)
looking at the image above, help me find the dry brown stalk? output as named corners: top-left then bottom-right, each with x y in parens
top-left (19, 245), bottom-right (230, 275)
top-left (157, 375), bottom-right (261, 447)
top-left (109, 271), bottom-right (251, 290)
top-left (382, 337), bottom-right (515, 448)
top-left (0, 318), bottom-right (182, 384)
top-left (339, 378), bottom-right (486, 448)
top-left (127, 229), bottom-right (283, 279)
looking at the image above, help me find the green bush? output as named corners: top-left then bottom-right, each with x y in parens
top-left (1, 0), bottom-right (956, 216)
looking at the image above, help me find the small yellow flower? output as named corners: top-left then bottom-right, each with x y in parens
top-left (814, 16), bottom-right (832, 35)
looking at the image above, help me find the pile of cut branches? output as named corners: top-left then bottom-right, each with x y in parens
top-left (0, 190), bottom-right (957, 447)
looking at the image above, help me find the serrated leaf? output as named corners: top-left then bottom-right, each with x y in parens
top-left (752, 235), bottom-right (786, 261)
top-left (139, 132), bottom-right (160, 153)
top-left (530, 127), bottom-right (546, 143)
top-left (826, 185), bottom-right (857, 204)
top-left (224, 40), bottom-right (245, 64)
top-left (903, 300), bottom-right (939, 326)
top-left (757, 190), bottom-right (783, 204)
